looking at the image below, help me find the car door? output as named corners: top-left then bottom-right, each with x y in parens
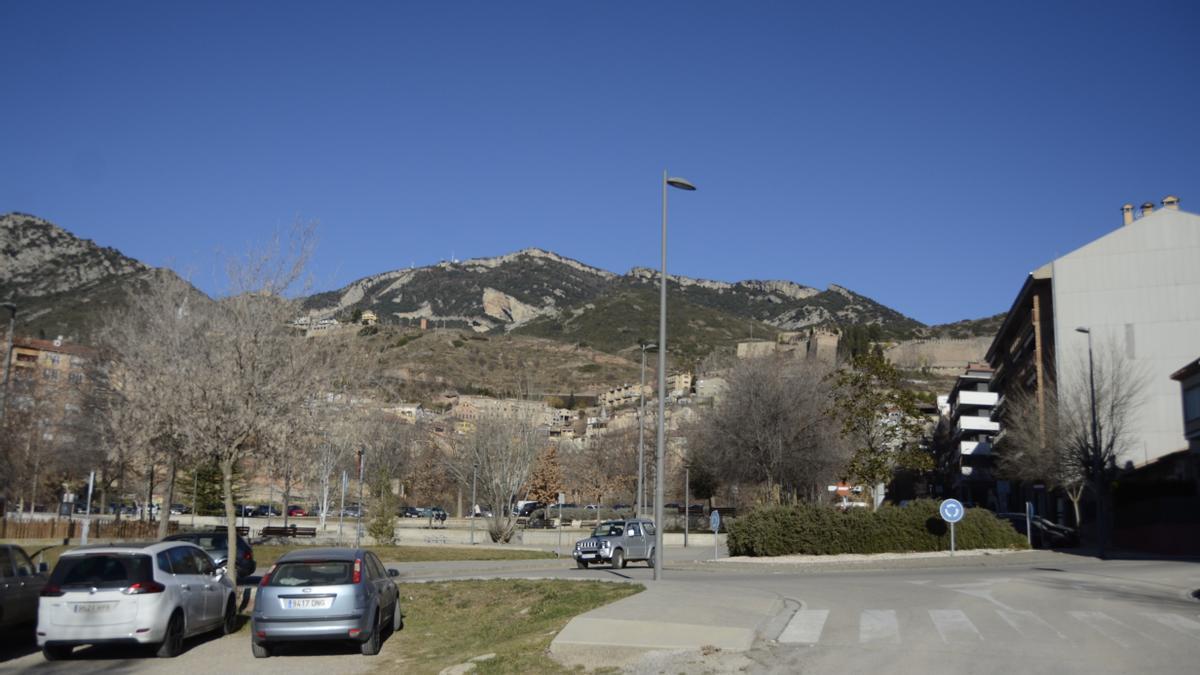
top-left (0, 547), bottom-right (16, 627)
top-left (11, 547), bottom-right (45, 624)
top-left (625, 522), bottom-right (646, 559)
top-left (190, 548), bottom-right (223, 626)
top-left (166, 545), bottom-right (206, 632)
top-left (366, 553), bottom-right (394, 616)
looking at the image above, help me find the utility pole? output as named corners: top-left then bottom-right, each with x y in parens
top-left (470, 462), bottom-right (478, 545)
top-left (355, 449), bottom-right (366, 548)
top-left (0, 302), bottom-right (16, 424)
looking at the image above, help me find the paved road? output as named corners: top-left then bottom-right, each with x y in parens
top-left (4, 551), bottom-right (1198, 674)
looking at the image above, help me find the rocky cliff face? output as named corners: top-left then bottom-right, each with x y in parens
top-left (1, 213), bottom-right (147, 300)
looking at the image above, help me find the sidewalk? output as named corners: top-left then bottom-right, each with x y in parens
top-left (549, 579), bottom-right (781, 668)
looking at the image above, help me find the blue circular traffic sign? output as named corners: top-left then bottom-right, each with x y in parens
top-left (939, 499), bottom-right (964, 523)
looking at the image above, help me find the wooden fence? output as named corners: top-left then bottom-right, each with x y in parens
top-left (0, 517), bottom-right (178, 540)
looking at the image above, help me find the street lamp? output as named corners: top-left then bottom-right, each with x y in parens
top-left (470, 462), bottom-right (478, 545)
top-left (655, 171), bottom-right (696, 581)
top-left (0, 302), bottom-right (16, 424)
top-left (636, 340), bottom-right (656, 519)
top-left (1075, 327), bottom-right (1104, 558)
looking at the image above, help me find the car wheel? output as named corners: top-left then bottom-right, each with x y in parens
top-left (42, 645), bottom-right (72, 661)
top-left (361, 610), bottom-right (382, 656)
top-left (576, 560), bottom-right (588, 569)
top-left (612, 549), bottom-right (625, 569)
top-left (647, 547), bottom-right (655, 568)
top-left (156, 611), bottom-right (184, 658)
top-left (392, 599), bottom-right (403, 632)
top-left (221, 597), bottom-right (237, 635)
top-left (251, 641), bottom-right (271, 658)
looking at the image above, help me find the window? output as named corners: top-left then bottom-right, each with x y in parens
top-left (47, 354), bottom-right (61, 365)
top-left (68, 372), bottom-right (84, 384)
top-left (16, 353), bottom-right (36, 363)
top-left (43, 369), bottom-right (58, 381)
top-left (157, 552), bottom-right (173, 574)
top-left (49, 554), bottom-right (153, 589)
top-left (191, 550), bottom-right (215, 575)
top-left (366, 554), bottom-right (386, 580)
top-left (1185, 385), bottom-right (1200, 423)
top-left (627, 523), bottom-right (642, 537)
top-left (267, 561), bottom-right (353, 586)
top-left (13, 549), bottom-right (35, 577)
top-left (168, 546), bottom-right (198, 575)
top-left (0, 548), bottom-right (13, 578)
top-left (644, 522), bottom-right (656, 536)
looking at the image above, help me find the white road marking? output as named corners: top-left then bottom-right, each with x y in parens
top-left (1143, 612), bottom-right (1200, 638)
top-left (860, 609), bottom-right (900, 644)
top-left (997, 609), bottom-right (1067, 640)
top-left (1069, 611), bottom-right (1131, 648)
top-left (778, 609), bottom-right (829, 644)
top-left (929, 609), bottom-right (982, 643)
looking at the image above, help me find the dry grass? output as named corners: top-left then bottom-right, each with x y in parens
top-left (379, 579), bottom-right (641, 674)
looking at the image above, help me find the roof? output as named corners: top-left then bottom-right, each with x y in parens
top-left (276, 547), bottom-right (363, 562)
top-left (1171, 358), bottom-right (1200, 382)
top-left (984, 263), bottom-right (1052, 365)
top-left (59, 541), bottom-right (192, 556)
top-left (12, 336), bottom-right (96, 358)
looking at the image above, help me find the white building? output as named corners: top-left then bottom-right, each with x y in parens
top-left (1039, 197), bottom-right (1199, 467)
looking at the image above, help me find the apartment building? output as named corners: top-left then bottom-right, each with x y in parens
top-left (940, 363), bottom-right (1000, 505)
top-left (987, 196), bottom-right (1199, 470)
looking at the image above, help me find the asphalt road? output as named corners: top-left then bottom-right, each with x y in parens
top-left (3, 551), bottom-right (1198, 674)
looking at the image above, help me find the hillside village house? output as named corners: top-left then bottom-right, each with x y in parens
top-left (983, 196), bottom-right (1199, 533)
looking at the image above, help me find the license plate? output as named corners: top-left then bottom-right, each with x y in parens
top-left (73, 602), bottom-right (116, 614)
top-left (282, 597), bottom-right (332, 610)
top-left (581, 553), bottom-right (596, 560)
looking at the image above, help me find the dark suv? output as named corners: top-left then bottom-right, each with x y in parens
top-left (162, 532), bottom-right (256, 581)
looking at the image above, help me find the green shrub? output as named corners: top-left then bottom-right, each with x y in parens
top-left (726, 500), bottom-right (1028, 557)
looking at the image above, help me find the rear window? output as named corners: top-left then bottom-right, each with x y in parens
top-left (50, 554), bottom-right (153, 589)
top-left (269, 560), bottom-right (353, 587)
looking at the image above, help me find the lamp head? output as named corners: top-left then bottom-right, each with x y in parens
top-left (666, 177), bottom-right (696, 191)
top-left (1075, 327), bottom-right (1090, 334)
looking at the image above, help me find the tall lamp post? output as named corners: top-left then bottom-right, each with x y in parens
top-left (654, 171), bottom-right (696, 581)
top-left (636, 340), bottom-right (656, 519)
top-left (0, 302), bottom-right (16, 424)
top-left (1075, 327), bottom-right (1104, 558)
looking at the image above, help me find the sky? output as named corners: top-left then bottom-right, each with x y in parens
top-left (3, 1), bottom-right (1198, 325)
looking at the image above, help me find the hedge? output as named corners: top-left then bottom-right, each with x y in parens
top-left (726, 499), bottom-right (1028, 557)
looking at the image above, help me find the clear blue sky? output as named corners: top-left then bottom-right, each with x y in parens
top-left (3, 1), bottom-right (1198, 325)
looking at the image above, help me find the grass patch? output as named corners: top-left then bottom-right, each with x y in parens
top-left (252, 544), bottom-right (555, 567)
top-left (384, 579), bottom-right (641, 674)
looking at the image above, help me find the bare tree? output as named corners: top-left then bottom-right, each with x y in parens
top-left (447, 413), bottom-right (546, 542)
top-left (689, 355), bottom-right (844, 502)
top-left (997, 346), bottom-right (1147, 533)
top-left (562, 428), bottom-right (638, 523)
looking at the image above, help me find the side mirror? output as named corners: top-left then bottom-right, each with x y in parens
top-left (214, 566), bottom-right (228, 579)
top-left (387, 569), bottom-right (400, 578)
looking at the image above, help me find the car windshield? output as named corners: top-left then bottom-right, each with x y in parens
top-left (591, 522), bottom-right (625, 537)
top-left (269, 560), bottom-right (353, 586)
top-left (50, 554), bottom-right (152, 589)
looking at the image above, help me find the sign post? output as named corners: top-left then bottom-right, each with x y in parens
top-left (939, 498), bottom-right (964, 555)
top-left (710, 509), bottom-right (721, 560)
top-left (557, 492), bottom-right (565, 555)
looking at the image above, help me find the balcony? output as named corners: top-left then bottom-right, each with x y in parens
top-left (957, 390), bottom-right (998, 407)
top-left (959, 440), bottom-right (992, 456)
top-left (956, 415), bottom-right (1000, 434)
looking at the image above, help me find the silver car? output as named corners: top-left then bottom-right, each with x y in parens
top-left (573, 518), bottom-right (657, 569)
top-left (251, 547), bottom-right (402, 657)
top-left (37, 541), bottom-right (237, 660)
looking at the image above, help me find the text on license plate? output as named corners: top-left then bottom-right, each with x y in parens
top-left (581, 553), bottom-right (596, 559)
top-left (73, 602), bottom-right (116, 614)
top-left (283, 597), bottom-right (332, 610)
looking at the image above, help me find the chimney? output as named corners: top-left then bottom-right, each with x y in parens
top-left (1162, 195), bottom-right (1180, 211)
top-left (1139, 201), bottom-right (1154, 218)
top-left (1121, 203), bottom-right (1134, 226)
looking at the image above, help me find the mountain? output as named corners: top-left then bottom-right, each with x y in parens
top-left (301, 248), bottom-right (929, 364)
top-left (1, 213), bottom-right (154, 340)
top-left (2, 213), bottom-right (1000, 371)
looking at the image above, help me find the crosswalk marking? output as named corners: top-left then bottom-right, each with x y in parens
top-left (771, 608), bottom-right (1200, 649)
top-left (778, 610), bottom-right (829, 644)
top-left (1143, 612), bottom-right (1200, 637)
top-left (929, 609), bottom-right (981, 643)
top-left (997, 609), bottom-right (1067, 640)
top-left (860, 609), bottom-right (900, 644)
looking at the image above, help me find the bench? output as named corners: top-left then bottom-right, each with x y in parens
top-left (214, 525), bottom-right (250, 537)
top-left (260, 525), bottom-right (317, 538)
